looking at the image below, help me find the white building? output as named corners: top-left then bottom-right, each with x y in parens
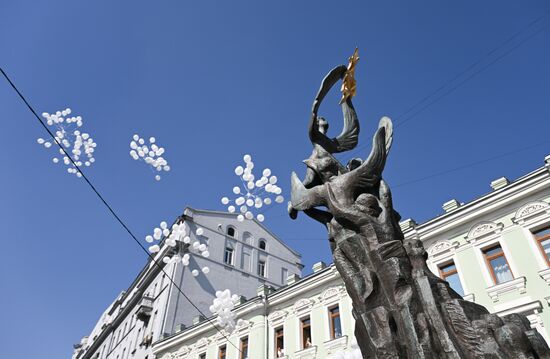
top-left (72, 208), bottom-right (302, 359)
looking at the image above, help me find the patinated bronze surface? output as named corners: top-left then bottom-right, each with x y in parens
top-left (289, 52), bottom-right (550, 358)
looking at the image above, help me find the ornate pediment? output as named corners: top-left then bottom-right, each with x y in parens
top-left (465, 221), bottom-right (503, 242)
top-left (427, 240), bottom-right (459, 258)
top-left (268, 310), bottom-right (288, 327)
top-left (513, 201), bottom-right (550, 224)
top-left (195, 337), bottom-right (210, 349)
top-left (294, 298), bottom-right (315, 316)
top-left (320, 286), bottom-right (344, 304)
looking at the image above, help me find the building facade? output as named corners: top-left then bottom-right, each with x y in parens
top-left (151, 155), bottom-right (550, 359)
top-left (71, 208), bottom-right (303, 359)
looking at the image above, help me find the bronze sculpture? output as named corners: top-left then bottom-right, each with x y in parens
top-left (289, 50), bottom-right (550, 358)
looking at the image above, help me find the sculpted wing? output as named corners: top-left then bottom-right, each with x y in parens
top-left (332, 98), bottom-right (360, 153)
top-left (342, 117), bottom-right (393, 194)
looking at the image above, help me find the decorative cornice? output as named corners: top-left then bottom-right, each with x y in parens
top-left (486, 277), bottom-right (527, 302)
top-left (427, 240), bottom-right (460, 259)
top-left (320, 286), bottom-right (344, 304)
top-left (465, 221), bottom-right (503, 243)
top-left (293, 298), bottom-right (315, 317)
top-left (512, 201), bottom-right (550, 225)
top-left (267, 310), bottom-right (288, 327)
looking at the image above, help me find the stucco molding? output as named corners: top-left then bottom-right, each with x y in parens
top-left (294, 345), bottom-right (317, 359)
top-left (194, 337), bottom-right (210, 350)
top-left (323, 335), bottom-right (348, 354)
top-left (465, 221), bottom-right (504, 243)
top-left (538, 267), bottom-right (550, 285)
top-left (234, 319), bottom-right (254, 336)
top-left (512, 201), bottom-right (550, 225)
top-left (427, 239), bottom-right (460, 259)
top-left (268, 310), bottom-right (288, 327)
top-left (293, 298), bottom-right (315, 317)
top-left (320, 286), bottom-right (345, 305)
top-left (486, 276), bottom-right (527, 302)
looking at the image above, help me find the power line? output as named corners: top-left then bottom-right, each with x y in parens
top-left (346, 12), bottom-right (550, 159)
top-left (0, 68), bottom-right (241, 354)
top-left (392, 139), bottom-right (550, 189)
top-left (394, 11), bottom-right (550, 124)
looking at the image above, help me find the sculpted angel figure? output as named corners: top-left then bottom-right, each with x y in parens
top-left (287, 64), bottom-right (361, 223)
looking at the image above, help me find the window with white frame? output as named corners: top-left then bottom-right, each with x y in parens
top-left (224, 247), bottom-right (234, 265)
top-left (483, 244), bottom-right (513, 284)
top-left (533, 226), bottom-right (550, 266)
top-left (438, 261), bottom-right (464, 296)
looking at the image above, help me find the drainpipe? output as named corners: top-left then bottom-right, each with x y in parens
top-left (263, 294), bottom-right (269, 359)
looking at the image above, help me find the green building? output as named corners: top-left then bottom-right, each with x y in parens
top-left (153, 155), bottom-right (550, 359)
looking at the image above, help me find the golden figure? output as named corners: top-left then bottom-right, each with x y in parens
top-left (340, 48), bottom-right (359, 104)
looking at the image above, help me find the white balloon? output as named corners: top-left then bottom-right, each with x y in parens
top-left (245, 211), bottom-right (253, 220)
top-left (233, 186), bottom-right (241, 194)
top-left (257, 214), bottom-right (265, 222)
top-left (247, 181), bottom-right (255, 190)
top-left (160, 221), bottom-right (168, 229)
top-left (149, 137), bottom-right (156, 143)
top-left (240, 205), bottom-right (248, 213)
top-left (37, 138), bottom-right (45, 144)
top-left (262, 168), bottom-right (271, 177)
top-left (246, 199), bottom-right (254, 206)
top-left (162, 228), bottom-right (170, 236)
top-left (162, 256), bottom-right (171, 264)
top-left (269, 175), bottom-right (278, 184)
top-left (202, 251), bottom-right (210, 258)
top-left (221, 197), bottom-right (229, 205)
top-left (202, 266), bottom-right (210, 274)
top-left (236, 197), bottom-right (245, 205)
top-left (275, 195), bottom-right (284, 203)
top-left (264, 198), bottom-right (272, 205)
top-left (234, 166), bottom-right (244, 176)
top-left (149, 244), bottom-right (160, 253)
top-left (196, 228), bottom-right (204, 236)
top-left (145, 235), bottom-right (154, 243)
top-left (155, 175), bottom-right (161, 181)
top-left (183, 236), bottom-right (191, 243)
top-left (191, 269), bottom-right (199, 276)
top-left (227, 205), bottom-right (236, 213)
top-left (237, 214), bottom-right (244, 222)
top-left (243, 154), bottom-right (251, 163)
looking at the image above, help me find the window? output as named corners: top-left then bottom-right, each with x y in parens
top-left (224, 247), bottom-right (234, 265)
top-left (219, 345), bottom-right (227, 359)
top-left (275, 327), bottom-right (284, 358)
top-left (438, 262), bottom-right (464, 296)
top-left (199, 354), bottom-right (206, 359)
top-left (534, 227), bottom-right (550, 265)
top-left (227, 226), bottom-right (236, 238)
top-left (300, 316), bottom-right (312, 349)
top-left (258, 260), bottom-right (266, 277)
top-left (483, 244), bottom-right (513, 284)
top-left (281, 268), bottom-right (288, 284)
top-left (259, 239), bottom-right (266, 250)
top-left (240, 337), bottom-right (249, 359)
top-left (328, 305), bottom-right (342, 339)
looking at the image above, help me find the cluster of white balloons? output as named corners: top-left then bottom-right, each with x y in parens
top-left (37, 108), bottom-right (97, 177)
top-left (146, 221), bottom-right (210, 277)
top-left (209, 289), bottom-right (244, 333)
top-left (129, 134), bottom-right (170, 181)
top-left (328, 340), bottom-right (361, 359)
top-left (221, 154), bottom-right (284, 222)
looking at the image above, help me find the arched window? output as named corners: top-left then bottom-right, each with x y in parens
top-left (227, 226), bottom-right (236, 238)
top-left (259, 239), bottom-right (267, 250)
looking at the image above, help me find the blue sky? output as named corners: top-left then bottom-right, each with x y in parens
top-left (1, 1), bottom-right (549, 358)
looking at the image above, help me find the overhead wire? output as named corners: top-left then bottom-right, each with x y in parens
top-left (0, 67), bottom-right (242, 354)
